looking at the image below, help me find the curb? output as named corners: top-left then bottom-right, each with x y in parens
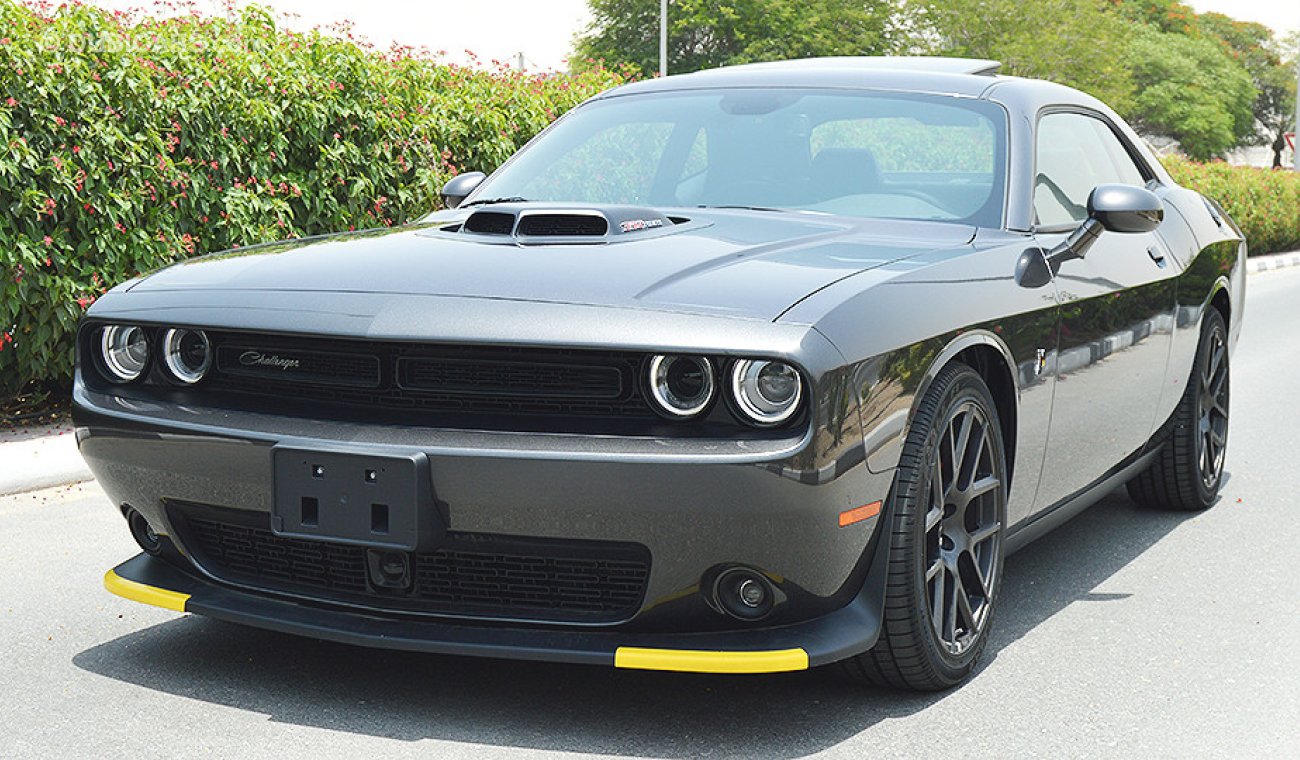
top-left (1, 466), bottom-right (94, 497)
top-left (1248, 250), bottom-right (1300, 274)
top-left (0, 423), bottom-right (93, 498)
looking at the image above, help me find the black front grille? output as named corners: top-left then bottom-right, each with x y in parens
top-left (185, 514), bottom-right (370, 593)
top-left (398, 356), bottom-right (623, 399)
top-left (172, 504), bottom-right (651, 623)
top-left (201, 333), bottom-right (658, 429)
top-left (175, 331), bottom-right (803, 438)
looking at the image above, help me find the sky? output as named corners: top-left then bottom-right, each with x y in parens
top-left (1186, 0), bottom-right (1300, 37)
top-left (87, 0), bottom-right (595, 71)
top-left (83, 0), bottom-right (1299, 73)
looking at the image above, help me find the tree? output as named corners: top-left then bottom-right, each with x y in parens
top-left (1125, 26), bottom-right (1258, 160)
top-left (573, 0), bottom-right (897, 78)
top-left (908, 0), bottom-right (1136, 114)
top-left (1196, 15), bottom-right (1296, 166)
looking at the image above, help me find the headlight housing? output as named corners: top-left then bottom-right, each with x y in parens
top-left (730, 359), bottom-right (803, 426)
top-left (647, 354), bottom-right (715, 418)
top-left (99, 325), bottom-right (150, 383)
top-left (162, 328), bottom-right (212, 384)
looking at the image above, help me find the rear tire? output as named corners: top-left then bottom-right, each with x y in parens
top-left (841, 363), bottom-right (1008, 691)
top-left (1127, 308), bottom-right (1229, 511)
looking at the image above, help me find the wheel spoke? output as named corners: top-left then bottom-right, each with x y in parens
top-left (945, 572), bottom-right (960, 642)
top-left (1203, 342), bottom-right (1221, 385)
top-left (926, 558), bottom-right (943, 583)
top-left (972, 558), bottom-right (992, 599)
top-left (930, 566), bottom-right (947, 640)
top-left (965, 475), bottom-right (1000, 503)
top-left (950, 413), bottom-right (972, 488)
top-left (955, 583), bottom-right (977, 632)
top-left (1210, 368), bottom-right (1227, 400)
top-left (926, 506), bottom-right (943, 534)
top-left (969, 521), bottom-right (1002, 547)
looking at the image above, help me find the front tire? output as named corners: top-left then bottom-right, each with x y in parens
top-left (1127, 307), bottom-right (1229, 511)
top-left (842, 363), bottom-right (1008, 691)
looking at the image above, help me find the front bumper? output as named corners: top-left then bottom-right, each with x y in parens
top-left (77, 351), bottom-right (894, 669)
top-left (106, 547), bottom-right (888, 672)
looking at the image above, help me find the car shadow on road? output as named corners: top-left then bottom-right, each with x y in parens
top-left (72, 485), bottom-right (1212, 758)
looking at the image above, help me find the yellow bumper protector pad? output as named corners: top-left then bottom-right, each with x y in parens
top-left (614, 647), bottom-right (808, 674)
top-left (103, 569), bottom-right (190, 612)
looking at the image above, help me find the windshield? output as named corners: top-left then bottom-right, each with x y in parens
top-left (470, 88), bottom-right (1007, 227)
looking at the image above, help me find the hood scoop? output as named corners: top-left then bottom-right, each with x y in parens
top-left (516, 212), bottom-right (609, 237)
top-left (456, 204), bottom-right (683, 244)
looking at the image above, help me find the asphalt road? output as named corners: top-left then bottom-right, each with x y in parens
top-left (3, 267), bottom-right (1299, 759)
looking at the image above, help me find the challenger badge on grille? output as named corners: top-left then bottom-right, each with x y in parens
top-left (216, 345), bottom-right (381, 388)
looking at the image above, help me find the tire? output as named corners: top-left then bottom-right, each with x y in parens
top-left (1127, 308), bottom-right (1229, 511)
top-left (841, 363), bottom-right (1008, 691)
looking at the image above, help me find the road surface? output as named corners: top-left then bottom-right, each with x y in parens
top-left (3, 266), bottom-right (1298, 758)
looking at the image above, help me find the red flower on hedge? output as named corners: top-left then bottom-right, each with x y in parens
top-left (3, 97), bottom-right (14, 107)
top-left (43, 236), bottom-right (52, 246)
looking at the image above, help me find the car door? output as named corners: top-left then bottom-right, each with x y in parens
top-left (1030, 110), bottom-right (1179, 513)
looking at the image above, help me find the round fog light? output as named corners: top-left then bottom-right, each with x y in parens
top-left (712, 567), bottom-right (776, 621)
top-left (126, 508), bottom-right (163, 555)
top-left (737, 578), bottom-right (766, 608)
top-left (162, 328), bottom-right (212, 384)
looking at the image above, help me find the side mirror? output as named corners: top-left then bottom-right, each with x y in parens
top-left (440, 171), bottom-right (486, 209)
top-left (1088, 184), bottom-right (1163, 234)
top-left (1047, 184), bottom-right (1163, 266)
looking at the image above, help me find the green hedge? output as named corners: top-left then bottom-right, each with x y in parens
top-left (0, 1), bottom-right (624, 400)
top-left (1164, 156), bottom-right (1300, 256)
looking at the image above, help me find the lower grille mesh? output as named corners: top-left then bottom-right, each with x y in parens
top-left (174, 505), bottom-right (650, 623)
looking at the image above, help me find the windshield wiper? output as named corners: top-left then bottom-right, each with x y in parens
top-left (462, 196), bottom-right (530, 208)
top-left (696, 204), bottom-right (787, 213)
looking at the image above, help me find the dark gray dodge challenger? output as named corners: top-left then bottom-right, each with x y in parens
top-left (78, 57), bottom-right (1243, 690)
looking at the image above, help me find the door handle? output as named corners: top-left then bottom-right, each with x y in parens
top-left (1147, 246), bottom-right (1166, 268)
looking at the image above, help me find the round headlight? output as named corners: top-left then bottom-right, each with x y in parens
top-left (99, 325), bottom-right (150, 383)
top-left (730, 359), bottom-right (803, 425)
top-left (162, 328), bottom-right (211, 384)
top-left (648, 355), bottom-right (715, 418)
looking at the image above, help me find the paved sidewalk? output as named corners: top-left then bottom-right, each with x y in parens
top-left (0, 420), bottom-right (92, 496)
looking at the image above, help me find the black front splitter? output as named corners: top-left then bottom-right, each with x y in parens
top-left (105, 551), bottom-right (886, 673)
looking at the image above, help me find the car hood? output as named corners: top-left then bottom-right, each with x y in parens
top-left (129, 209), bottom-right (975, 321)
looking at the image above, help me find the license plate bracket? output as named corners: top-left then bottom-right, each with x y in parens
top-left (271, 446), bottom-right (438, 551)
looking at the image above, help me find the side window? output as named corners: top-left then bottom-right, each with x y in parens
top-left (1034, 113), bottom-right (1148, 228)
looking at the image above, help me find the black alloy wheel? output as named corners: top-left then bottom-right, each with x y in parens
top-left (1128, 307), bottom-right (1229, 511)
top-left (1196, 322), bottom-right (1229, 492)
top-left (842, 363), bottom-right (1007, 690)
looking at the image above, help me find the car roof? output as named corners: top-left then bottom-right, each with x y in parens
top-left (599, 57), bottom-right (1007, 100)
